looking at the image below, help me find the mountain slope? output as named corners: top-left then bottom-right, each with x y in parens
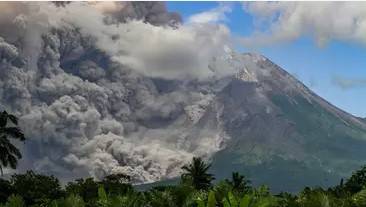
top-left (204, 53), bottom-right (366, 192)
top-left (136, 52), bottom-right (366, 193)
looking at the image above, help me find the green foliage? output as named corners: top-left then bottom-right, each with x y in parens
top-left (96, 186), bottom-right (108, 207)
top-left (181, 157), bottom-right (215, 190)
top-left (214, 180), bottom-right (234, 205)
top-left (100, 174), bottom-right (132, 196)
top-left (10, 171), bottom-right (63, 206)
top-left (207, 191), bottom-right (216, 207)
top-left (146, 189), bottom-right (176, 207)
top-left (239, 195), bottom-right (251, 207)
top-left (3, 160), bottom-right (366, 207)
top-left (183, 188), bottom-right (207, 207)
top-left (223, 191), bottom-right (238, 207)
top-left (0, 179), bottom-right (14, 203)
top-left (276, 192), bottom-right (298, 207)
top-left (64, 174), bottom-right (133, 207)
top-left (196, 188), bottom-right (281, 207)
top-left (62, 194), bottom-right (85, 207)
top-left (0, 111), bottom-right (25, 175)
top-left (194, 190), bottom-right (215, 207)
top-left (225, 172), bottom-right (251, 194)
top-left (352, 189), bottom-right (366, 207)
top-left (65, 178), bottom-right (98, 207)
top-left (345, 166), bottom-right (366, 193)
top-left (4, 195), bottom-right (24, 207)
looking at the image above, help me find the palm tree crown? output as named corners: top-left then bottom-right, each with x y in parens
top-left (226, 172), bottom-right (251, 193)
top-left (0, 111), bottom-right (25, 175)
top-left (181, 157), bottom-right (215, 190)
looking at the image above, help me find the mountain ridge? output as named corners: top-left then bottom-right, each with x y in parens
top-left (216, 56), bottom-right (366, 192)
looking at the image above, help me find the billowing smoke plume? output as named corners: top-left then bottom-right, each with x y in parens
top-left (0, 2), bottom-right (234, 182)
top-left (90, 2), bottom-right (182, 27)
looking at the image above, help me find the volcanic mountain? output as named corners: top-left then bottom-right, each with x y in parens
top-left (0, 8), bottom-right (366, 192)
top-left (144, 52), bottom-right (366, 192)
top-left (206, 53), bottom-right (366, 192)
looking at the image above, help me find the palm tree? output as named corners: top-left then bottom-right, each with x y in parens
top-left (0, 111), bottom-right (25, 175)
top-left (181, 157), bottom-right (215, 190)
top-left (225, 172), bottom-right (251, 193)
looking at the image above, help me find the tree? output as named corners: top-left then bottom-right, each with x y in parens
top-left (345, 166), bottom-right (366, 194)
top-left (352, 189), bottom-right (366, 207)
top-left (0, 111), bottom-right (25, 175)
top-left (3, 195), bottom-right (25, 207)
top-left (101, 173), bottom-right (132, 196)
top-left (225, 172), bottom-right (251, 193)
top-left (181, 157), bottom-right (215, 190)
top-left (51, 194), bottom-right (85, 207)
top-left (10, 171), bottom-right (64, 206)
top-left (0, 178), bottom-right (13, 203)
top-left (297, 188), bottom-right (330, 207)
top-left (65, 177), bottom-right (99, 207)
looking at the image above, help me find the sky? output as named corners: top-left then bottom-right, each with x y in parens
top-left (167, 2), bottom-right (366, 118)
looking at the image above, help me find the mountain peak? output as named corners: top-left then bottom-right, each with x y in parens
top-left (242, 52), bottom-right (268, 62)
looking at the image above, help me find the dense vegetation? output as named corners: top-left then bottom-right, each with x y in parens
top-left (2, 111), bottom-right (366, 207)
top-left (1, 162), bottom-right (366, 207)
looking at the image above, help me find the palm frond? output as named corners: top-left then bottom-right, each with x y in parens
top-left (2, 127), bottom-right (25, 141)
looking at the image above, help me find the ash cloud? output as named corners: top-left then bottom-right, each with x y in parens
top-left (43, 2), bottom-right (232, 80)
top-left (0, 2), bottom-right (231, 182)
top-left (91, 2), bottom-right (182, 27)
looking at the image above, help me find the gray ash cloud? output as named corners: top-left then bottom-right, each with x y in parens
top-left (0, 2), bottom-right (231, 182)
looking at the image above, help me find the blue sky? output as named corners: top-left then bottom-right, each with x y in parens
top-left (167, 2), bottom-right (366, 117)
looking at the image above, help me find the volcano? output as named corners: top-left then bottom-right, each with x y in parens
top-left (0, 11), bottom-right (365, 192)
top-left (135, 52), bottom-right (366, 192)
top-left (205, 53), bottom-right (366, 192)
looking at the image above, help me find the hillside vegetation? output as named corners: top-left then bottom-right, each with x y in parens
top-left (1, 160), bottom-right (366, 207)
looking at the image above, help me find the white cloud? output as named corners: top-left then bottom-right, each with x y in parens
top-left (188, 3), bottom-right (232, 24)
top-left (332, 75), bottom-right (366, 90)
top-left (241, 2), bottom-right (366, 47)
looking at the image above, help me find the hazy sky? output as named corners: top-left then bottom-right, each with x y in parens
top-left (168, 2), bottom-right (366, 117)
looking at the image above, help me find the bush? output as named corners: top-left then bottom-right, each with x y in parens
top-left (4, 195), bottom-right (24, 207)
top-left (0, 179), bottom-right (13, 203)
top-left (10, 171), bottom-right (63, 206)
top-left (65, 178), bottom-right (98, 207)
